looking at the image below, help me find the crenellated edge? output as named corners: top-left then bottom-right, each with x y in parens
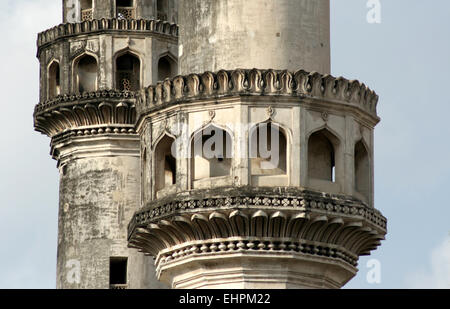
top-left (136, 69), bottom-right (380, 121)
top-left (128, 187), bottom-right (387, 269)
top-left (37, 18), bottom-right (178, 53)
top-left (34, 90), bottom-right (137, 137)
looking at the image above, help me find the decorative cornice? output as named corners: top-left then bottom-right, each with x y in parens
top-left (128, 187), bottom-right (387, 266)
top-left (34, 90), bottom-right (137, 137)
top-left (37, 18), bottom-right (178, 53)
top-left (136, 69), bottom-right (380, 121)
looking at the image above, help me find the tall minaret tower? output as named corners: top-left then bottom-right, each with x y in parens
top-left (34, 0), bottom-right (178, 289)
top-left (128, 0), bottom-right (387, 289)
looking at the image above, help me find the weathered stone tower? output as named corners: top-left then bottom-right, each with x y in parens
top-left (128, 0), bottom-right (387, 289)
top-left (34, 0), bottom-right (178, 289)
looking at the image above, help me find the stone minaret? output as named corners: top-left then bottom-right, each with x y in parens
top-left (34, 0), bottom-right (178, 289)
top-left (128, 0), bottom-right (387, 289)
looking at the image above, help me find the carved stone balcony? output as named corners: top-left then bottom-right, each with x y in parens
top-left (128, 187), bottom-right (386, 289)
top-left (34, 90), bottom-right (137, 137)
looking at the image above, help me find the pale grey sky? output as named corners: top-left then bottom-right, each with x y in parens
top-left (0, 0), bottom-right (448, 289)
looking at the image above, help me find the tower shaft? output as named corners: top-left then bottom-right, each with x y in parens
top-left (179, 0), bottom-right (330, 74)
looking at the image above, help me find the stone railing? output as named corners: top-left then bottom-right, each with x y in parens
top-left (81, 9), bottom-right (93, 21)
top-left (37, 18), bottom-right (178, 49)
top-left (34, 90), bottom-right (137, 114)
top-left (128, 187), bottom-right (387, 266)
top-left (137, 69), bottom-right (379, 119)
top-left (117, 7), bottom-right (136, 20)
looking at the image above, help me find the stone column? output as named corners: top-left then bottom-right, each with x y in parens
top-left (179, 0), bottom-right (330, 74)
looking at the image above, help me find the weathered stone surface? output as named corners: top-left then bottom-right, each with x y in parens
top-left (179, 0), bottom-right (330, 74)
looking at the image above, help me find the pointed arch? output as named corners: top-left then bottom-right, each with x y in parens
top-left (307, 127), bottom-right (340, 182)
top-left (249, 121), bottom-right (288, 176)
top-left (116, 0), bottom-right (135, 19)
top-left (73, 53), bottom-right (98, 93)
top-left (190, 123), bottom-right (233, 181)
top-left (47, 60), bottom-right (61, 99)
top-left (114, 50), bottom-right (141, 91)
top-left (354, 139), bottom-right (371, 203)
top-left (154, 134), bottom-right (177, 193)
top-left (157, 0), bottom-right (169, 20)
top-left (157, 53), bottom-right (177, 82)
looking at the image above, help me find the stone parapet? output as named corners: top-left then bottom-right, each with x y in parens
top-left (37, 18), bottom-right (178, 53)
top-left (136, 69), bottom-right (379, 122)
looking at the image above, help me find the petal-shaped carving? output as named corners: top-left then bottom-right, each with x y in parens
top-left (322, 218), bottom-right (345, 243)
top-left (264, 70), bottom-right (278, 94)
top-left (349, 80), bottom-right (362, 103)
top-left (269, 211), bottom-right (288, 238)
top-left (309, 72), bottom-right (324, 97)
top-left (163, 79), bottom-right (172, 103)
top-left (248, 69), bottom-right (263, 93)
top-left (160, 220), bottom-right (186, 244)
top-left (334, 221), bottom-right (363, 246)
top-left (172, 216), bottom-right (196, 242)
top-left (187, 74), bottom-right (200, 97)
top-left (173, 76), bottom-right (185, 99)
top-left (303, 215), bottom-right (328, 240)
top-left (147, 223), bottom-right (176, 247)
top-left (201, 72), bottom-right (215, 96)
top-left (229, 210), bottom-right (249, 237)
top-left (99, 102), bottom-right (113, 124)
top-left (209, 212), bottom-right (231, 239)
top-left (231, 69), bottom-right (246, 93)
top-left (286, 212), bottom-right (310, 239)
top-left (217, 70), bottom-right (230, 95)
top-left (323, 75), bottom-right (337, 98)
top-left (251, 210), bottom-right (269, 238)
top-left (293, 70), bottom-right (309, 94)
top-left (191, 214), bottom-right (212, 240)
top-left (155, 84), bottom-right (164, 105)
top-left (279, 70), bottom-right (293, 95)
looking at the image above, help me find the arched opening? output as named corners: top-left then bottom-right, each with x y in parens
top-left (155, 135), bottom-right (177, 193)
top-left (48, 61), bottom-right (61, 99)
top-left (80, 0), bottom-right (93, 21)
top-left (250, 122), bottom-right (287, 176)
top-left (191, 125), bottom-right (232, 181)
top-left (157, 0), bottom-right (169, 21)
top-left (75, 55), bottom-right (98, 93)
top-left (116, 53), bottom-right (140, 91)
top-left (308, 129), bottom-right (337, 182)
top-left (157, 56), bottom-right (176, 82)
top-left (355, 140), bottom-right (370, 202)
top-left (116, 0), bottom-right (135, 19)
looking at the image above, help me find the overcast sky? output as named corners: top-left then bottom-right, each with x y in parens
top-left (0, 0), bottom-right (449, 289)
